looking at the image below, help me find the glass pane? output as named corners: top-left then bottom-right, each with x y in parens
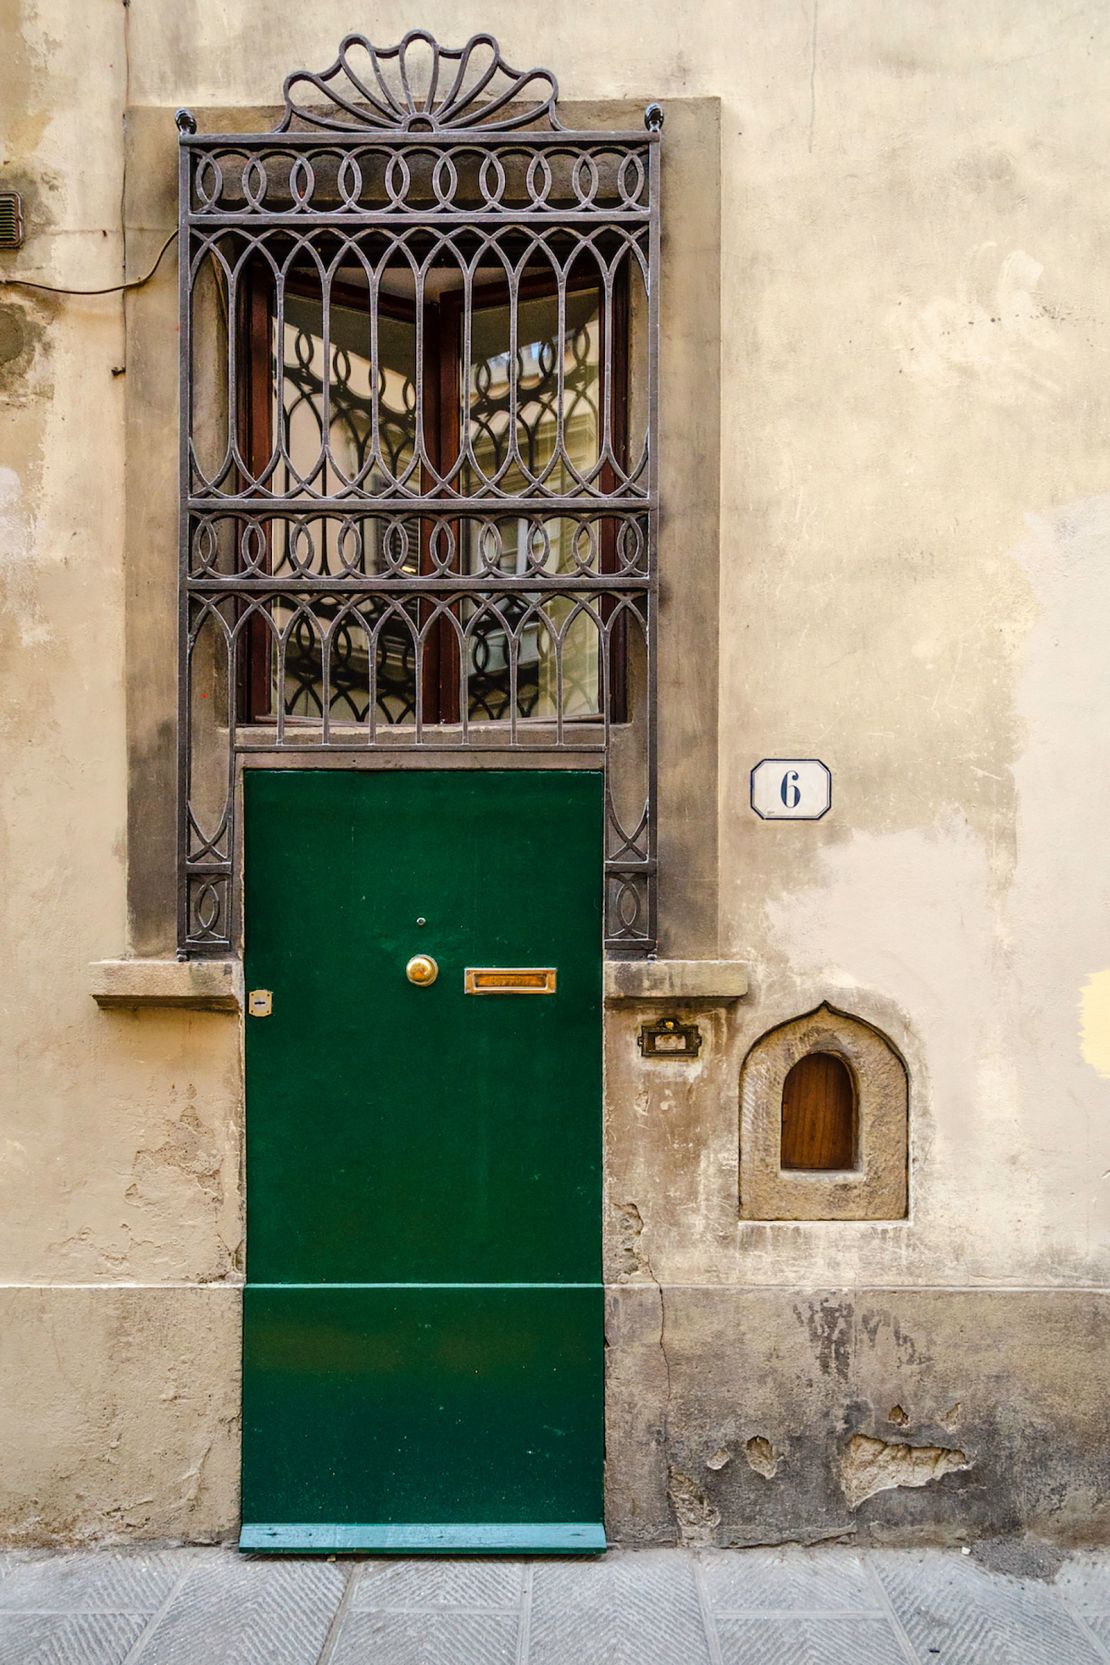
top-left (260, 285), bottom-right (420, 725)
top-left (461, 288), bottom-right (603, 721)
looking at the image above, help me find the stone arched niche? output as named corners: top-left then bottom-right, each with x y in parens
top-left (739, 1004), bottom-right (908, 1221)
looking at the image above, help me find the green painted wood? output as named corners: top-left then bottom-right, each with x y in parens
top-left (242, 771), bottom-right (604, 1549)
top-left (241, 1285), bottom-right (604, 1536)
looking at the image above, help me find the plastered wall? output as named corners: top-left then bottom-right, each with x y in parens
top-left (1, 0), bottom-right (1108, 1545)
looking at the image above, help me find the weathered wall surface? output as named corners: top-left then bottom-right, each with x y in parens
top-left (606, 1289), bottom-right (1110, 1547)
top-left (0, 0), bottom-right (243, 1545)
top-left (1, 0), bottom-right (1108, 1546)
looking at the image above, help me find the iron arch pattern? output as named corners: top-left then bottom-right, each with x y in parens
top-left (178, 31), bottom-right (660, 955)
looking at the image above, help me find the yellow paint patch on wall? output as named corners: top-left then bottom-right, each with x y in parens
top-left (1079, 971), bottom-right (1110, 1080)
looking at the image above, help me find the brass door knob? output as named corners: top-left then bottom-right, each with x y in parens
top-left (405, 954), bottom-right (439, 986)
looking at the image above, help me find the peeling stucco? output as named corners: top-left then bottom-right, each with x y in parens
top-left (667, 1468), bottom-right (722, 1546)
top-left (839, 1433), bottom-right (971, 1511)
top-left (744, 1437), bottom-right (781, 1481)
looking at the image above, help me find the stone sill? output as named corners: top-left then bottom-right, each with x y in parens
top-left (604, 959), bottom-right (749, 1003)
top-left (90, 957), bottom-right (749, 1010)
top-left (89, 959), bottom-right (243, 1012)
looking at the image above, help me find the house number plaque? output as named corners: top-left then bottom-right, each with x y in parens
top-left (750, 758), bottom-right (832, 821)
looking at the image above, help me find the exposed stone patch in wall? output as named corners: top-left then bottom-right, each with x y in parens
top-left (667, 1467), bottom-right (721, 1545)
top-left (744, 1436), bottom-right (781, 1480)
top-left (613, 1201), bottom-right (651, 1281)
top-left (839, 1433), bottom-right (971, 1510)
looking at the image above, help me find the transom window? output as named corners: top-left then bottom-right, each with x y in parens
top-left (239, 262), bottom-right (627, 727)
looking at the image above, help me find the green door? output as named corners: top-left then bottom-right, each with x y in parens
top-left (240, 769), bottom-right (605, 1554)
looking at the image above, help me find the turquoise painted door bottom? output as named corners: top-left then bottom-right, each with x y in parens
top-left (241, 771), bottom-right (605, 1554)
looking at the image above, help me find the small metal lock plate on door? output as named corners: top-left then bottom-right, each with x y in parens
top-left (248, 989), bottom-right (273, 1017)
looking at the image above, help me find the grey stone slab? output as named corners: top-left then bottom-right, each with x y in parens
top-left (330, 1610), bottom-right (518, 1665)
top-left (529, 1550), bottom-right (712, 1665)
top-left (714, 1614), bottom-right (910, 1665)
top-left (1088, 1613), bottom-right (1110, 1649)
top-left (134, 1556), bottom-right (346, 1665)
top-left (699, 1547), bottom-right (881, 1613)
top-left (0, 1611), bottom-right (147, 1664)
top-left (873, 1548), bottom-right (1106, 1664)
top-left (1056, 1552), bottom-right (1110, 1613)
top-left (0, 1549), bottom-right (195, 1613)
top-left (353, 1558), bottom-right (524, 1610)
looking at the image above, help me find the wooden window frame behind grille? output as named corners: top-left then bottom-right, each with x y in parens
top-left (237, 264), bottom-right (630, 727)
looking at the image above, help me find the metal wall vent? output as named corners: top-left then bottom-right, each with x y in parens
top-left (0, 191), bottom-right (24, 250)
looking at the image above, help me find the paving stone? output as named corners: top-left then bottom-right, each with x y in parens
top-left (714, 1614), bottom-right (910, 1665)
top-left (873, 1548), bottom-right (1105, 1664)
top-left (1055, 1552), bottom-right (1110, 1613)
top-left (330, 1609), bottom-right (518, 1665)
top-left (0, 1541), bottom-right (1105, 1664)
top-left (698, 1547), bottom-right (881, 1613)
top-left (529, 1550), bottom-right (711, 1665)
top-left (1087, 1614), bottom-right (1110, 1650)
top-left (133, 1555), bottom-right (346, 1665)
top-left (0, 1611), bottom-right (147, 1664)
top-left (353, 1557), bottom-right (524, 1609)
top-left (0, 1549), bottom-right (194, 1613)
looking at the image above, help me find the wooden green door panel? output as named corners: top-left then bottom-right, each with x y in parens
top-left (241, 1285), bottom-right (604, 1547)
top-left (244, 771), bottom-right (602, 1287)
top-left (242, 770), bottom-right (604, 1552)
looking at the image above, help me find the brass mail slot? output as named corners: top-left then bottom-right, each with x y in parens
top-left (465, 967), bottom-right (557, 995)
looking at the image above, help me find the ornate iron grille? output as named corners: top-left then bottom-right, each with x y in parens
top-left (177, 30), bottom-right (660, 955)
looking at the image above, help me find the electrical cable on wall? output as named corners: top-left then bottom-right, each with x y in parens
top-left (0, 228), bottom-right (177, 296)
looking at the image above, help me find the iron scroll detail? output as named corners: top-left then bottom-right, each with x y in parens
top-left (178, 32), bottom-right (660, 957)
top-left (276, 30), bottom-right (562, 134)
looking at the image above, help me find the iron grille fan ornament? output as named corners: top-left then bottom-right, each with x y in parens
top-left (177, 30), bottom-right (660, 955)
top-left (276, 31), bottom-right (562, 134)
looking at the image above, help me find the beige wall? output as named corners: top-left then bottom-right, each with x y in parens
top-left (2, 0), bottom-right (1108, 1544)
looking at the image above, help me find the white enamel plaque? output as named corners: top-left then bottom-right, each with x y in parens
top-left (750, 758), bottom-right (831, 821)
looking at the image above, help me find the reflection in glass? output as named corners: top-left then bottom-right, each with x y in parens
top-left (249, 273), bottom-right (612, 728)
top-left (271, 290), bottom-right (419, 723)
top-left (461, 288), bottom-right (602, 720)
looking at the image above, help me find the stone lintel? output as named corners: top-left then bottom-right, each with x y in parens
top-left (89, 958), bottom-right (242, 1012)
